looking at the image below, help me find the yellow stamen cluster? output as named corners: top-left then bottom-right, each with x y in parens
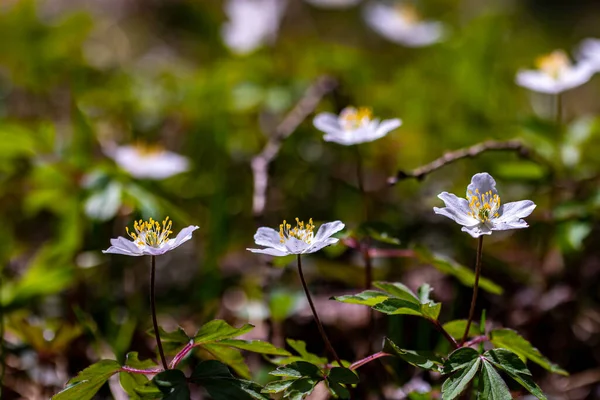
top-left (279, 218), bottom-right (315, 244)
top-left (126, 217), bottom-right (173, 248)
top-left (340, 107), bottom-right (373, 130)
top-left (536, 50), bottom-right (571, 79)
top-left (395, 3), bottom-right (420, 24)
top-left (133, 141), bottom-right (164, 156)
top-left (468, 189), bottom-right (501, 223)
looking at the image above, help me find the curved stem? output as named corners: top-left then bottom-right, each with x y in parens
top-left (461, 236), bottom-right (484, 345)
top-left (151, 256), bottom-right (168, 370)
top-left (296, 255), bottom-right (342, 366)
top-left (430, 319), bottom-right (459, 349)
top-left (349, 351), bottom-right (391, 371)
top-left (463, 335), bottom-right (489, 348)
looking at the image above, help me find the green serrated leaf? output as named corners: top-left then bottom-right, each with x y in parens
top-left (442, 320), bottom-right (480, 340)
top-left (262, 379), bottom-right (296, 393)
top-left (194, 320), bottom-right (254, 345)
top-left (484, 349), bottom-right (547, 400)
top-left (152, 369), bottom-right (189, 396)
top-left (284, 377), bottom-right (320, 400)
top-left (489, 329), bottom-right (567, 376)
top-left (327, 367), bottom-right (359, 384)
top-left (420, 301), bottom-right (442, 320)
top-left (218, 339), bottom-right (291, 356)
top-left (372, 298), bottom-right (423, 316)
top-left (332, 290), bottom-right (390, 306)
top-left (443, 347), bottom-right (480, 374)
top-left (441, 358), bottom-right (481, 400)
top-left (147, 327), bottom-right (191, 354)
top-left (270, 361), bottom-right (322, 379)
top-left (201, 343), bottom-right (251, 379)
top-left (480, 360), bottom-right (512, 400)
top-left (383, 338), bottom-right (442, 371)
top-left (52, 360), bottom-right (121, 400)
top-left (327, 380), bottom-right (351, 399)
top-left (373, 281), bottom-right (420, 303)
top-left (285, 339), bottom-right (327, 366)
top-left (191, 360), bottom-right (268, 400)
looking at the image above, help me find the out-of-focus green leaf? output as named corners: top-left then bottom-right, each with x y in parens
top-left (84, 181), bottom-right (122, 221)
top-left (484, 349), bottom-right (547, 400)
top-left (52, 360), bottom-right (121, 400)
top-left (148, 326), bottom-right (191, 354)
top-left (495, 162), bottom-right (546, 180)
top-left (442, 320), bottom-right (480, 340)
top-left (269, 290), bottom-right (300, 322)
top-left (414, 247), bottom-right (503, 295)
top-left (489, 329), bottom-right (567, 376)
top-left (332, 290), bottom-right (390, 306)
top-left (218, 339), bottom-right (291, 356)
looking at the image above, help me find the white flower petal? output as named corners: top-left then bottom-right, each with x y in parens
top-left (496, 200), bottom-right (536, 223)
top-left (461, 224), bottom-right (492, 238)
top-left (109, 145), bottom-right (190, 180)
top-left (313, 220), bottom-right (345, 242)
top-left (516, 63), bottom-right (593, 94)
top-left (466, 172), bottom-right (498, 198)
top-left (434, 192), bottom-right (479, 227)
top-left (578, 38), bottom-right (600, 71)
top-left (168, 225), bottom-right (200, 250)
top-left (247, 247), bottom-right (289, 256)
top-left (373, 118), bottom-right (402, 139)
top-left (285, 237), bottom-right (311, 254)
top-left (492, 220), bottom-right (529, 231)
top-left (313, 112), bottom-right (343, 134)
top-left (307, 237), bottom-right (339, 253)
top-left (102, 246), bottom-right (141, 256)
top-left (253, 227), bottom-right (286, 250)
top-left (103, 237), bottom-right (143, 256)
top-left (304, 0), bottom-right (361, 9)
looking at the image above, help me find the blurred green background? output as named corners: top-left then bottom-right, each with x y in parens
top-left (1, 0), bottom-right (600, 398)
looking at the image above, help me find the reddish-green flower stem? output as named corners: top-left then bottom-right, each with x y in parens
top-left (349, 351), bottom-right (391, 371)
top-left (151, 256), bottom-right (168, 370)
top-left (463, 335), bottom-right (489, 348)
top-left (296, 255), bottom-right (342, 367)
top-left (461, 236), bottom-right (484, 345)
top-left (120, 366), bottom-right (162, 375)
top-left (430, 318), bottom-right (459, 349)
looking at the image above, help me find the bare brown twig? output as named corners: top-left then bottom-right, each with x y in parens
top-left (387, 139), bottom-right (549, 185)
top-left (251, 76), bottom-right (338, 217)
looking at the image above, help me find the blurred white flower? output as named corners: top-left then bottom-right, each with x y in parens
top-left (108, 143), bottom-right (189, 180)
top-left (103, 217), bottom-right (199, 256)
top-left (363, 2), bottom-right (445, 47)
top-left (516, 50), bottom-right (594, 94)
top-left (433, 173), bottom-right (536, 238)
top-left (222, 0), bottom-right (286, 55)
top-left (313, 106), bottom-right (401, 145)
top-left (247, 219), bottom-right (344, 256)
top-left (578, 38), bottom-right (600, 73)
top-left (304, 0), bottom-right (361, 9)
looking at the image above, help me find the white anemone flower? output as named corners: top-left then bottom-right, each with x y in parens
top-left (516, 50), bottom-right (594, 94)
top-left (313, 106), bottom-right (402, 145)
top-left (304, 0), bottom-right (361, 9)
top-left (578, 38), bottom-right (600, 73)
top-left (363, 2), bottom-right (445, 47)
top-left (433, 173), bottom-right (536, 238)
top-left (222, 0), bottom-right (286, 55)
top-left (103, 217), bottom-right (199, 256)
top-left (108, 143), bottom-right (190, 180)
top-left (247, 219), bottom-right (344, 256)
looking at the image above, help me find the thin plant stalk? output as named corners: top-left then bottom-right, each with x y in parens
top-left (150, 256), bottom-right (168, 370)
top-left (296, 255), bottom-right (342, 366)
top-left (461, 236), bottom-right (484, 345)
top-left (354, 146), bottom-right (373, 290)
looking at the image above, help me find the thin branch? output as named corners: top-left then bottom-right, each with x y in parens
top-left (251, 76), bottom-right (338, 217)
top-left (350, 351), bottom-right (392, 371)
top-left (388, 140), bottom-right (548, 185)
top-left (150, 256), bottom-right (168, 370)
top-left (463, 335), bottom-right (489, 348)
top-left (462, 236), bottom-right (484, 345)
top-left (120, 366), bottom-right (162, 375)
top-left (430, 318), bottom-right (459, 349)
top-left (169, 341), bottom-right (194, 369)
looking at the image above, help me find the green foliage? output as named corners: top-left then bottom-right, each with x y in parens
top-left (52, 360), bottom-right (121, 400)
top-left (264, 361), bottom-right (357, 399)
top-left (442, 320), bottom-right (480, 340)
top-left (383, 338), bottom-right (443, 372)
top-left (414, 247), bottom-right (503, 295)
top-left (152, 370), bottom-right (190, 400)
top-left (489, 329), bottom-right (568, 376)
top-left (191, 360), bottom-right (268, 400)
top-left (119, 352), bottom-right (159, 399)
top-left (333, 281), bottom-right (442, 321)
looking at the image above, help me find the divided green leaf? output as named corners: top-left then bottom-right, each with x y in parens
top-left (480, 360), bottom-right (512, 400)
top-left (441, 357), bottom-right (481, 400)
top-left (52, 360), bottom-right (121, 400)
top-left (489, 329), bottom-right (568, 376)
top-left (484, 349), bottom-right (547, 400)
top-left (191, 360), bottom-right (268, 400)
top-left (120, 352), bottom-right (159, 399)
top-left (152, 369), bottom-right (190, 400)
top-left (383, 337), bottom-right (443, 372)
